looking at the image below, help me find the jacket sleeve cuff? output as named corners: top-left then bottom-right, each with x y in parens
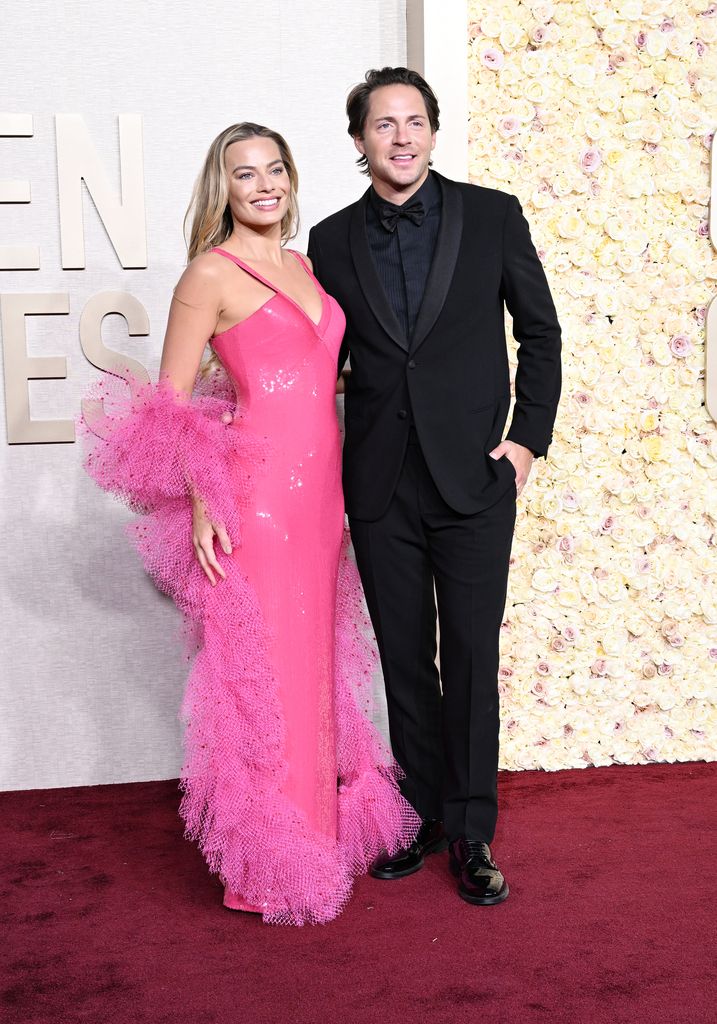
top-left (505, 425), bottom-right (550, 459)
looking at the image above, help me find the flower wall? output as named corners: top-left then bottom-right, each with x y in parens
top-left (467, 0), bottom-right (717, 769)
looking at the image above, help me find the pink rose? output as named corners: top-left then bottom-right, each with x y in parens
top-left (669, 334), bottom-right (692, 358)
top-left (591, 658), bottom-right (608, 676)
top-left (657, 661), bottom-right (673, 676)
top-left (481, 48), bottom-right (505, 70)
top-left (580, 147), bottom-right (602, 174)
top-left (557, 535), bottom-right (575, 554)
top-left (600, 516), bottom-right (615, 535)
top-left (695, 39), bottom-right (707, 57)
top-left (698, 221), bottom-right (709, 237)
top-left (563, 491), bottom-right (579, 512)
top-left (667, 633), bottom-right (685, 648)
top-left (708, 647), bottom-right (717, 661)
top-left (635, 31), bottom-right (647, 49)
top-left (609, 51), bottom-right (627, 69)
top-left (635, 556), bottom-right (651, 574)
top-left (562, 626), bottom-right (577, 643)
top-left (531, 25), bottom-right (547, 45)
top-left (644, 142), bottom-right (659, 154)
top-left (497, 115), bottom-right (522, 138)
top-left (551, 636), bottom-right (567, 653)
top-left (498, 665), bottom-right (514, 679)
top-left (573, 390), bottom-right (592, 405)
top-left (536, 660), bottom-right (551, 676)
top-left (660, 19), bottom-right (674, 32)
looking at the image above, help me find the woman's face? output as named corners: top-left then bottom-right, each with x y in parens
top-left (224, 136), bottom-right (290, 231)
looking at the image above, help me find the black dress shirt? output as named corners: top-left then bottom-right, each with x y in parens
top-left (366, 171), bottom-right (442, 341)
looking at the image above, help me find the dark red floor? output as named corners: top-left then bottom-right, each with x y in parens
top-left (2, 762), bottom-right (716, 1024)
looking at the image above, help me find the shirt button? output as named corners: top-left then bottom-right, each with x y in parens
top-left (408, 359), bottom-right (416, 369)
top-left (397, 409), bottom-right (408, 419)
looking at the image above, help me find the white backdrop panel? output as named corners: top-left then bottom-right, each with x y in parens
top-left (0, 0), bottom-right (406, 789)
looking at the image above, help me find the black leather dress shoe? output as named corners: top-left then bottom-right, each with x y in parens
top-left (371, 818), bottom-right (448, 879)
top-left (449, 838), bottom-right (509, 905)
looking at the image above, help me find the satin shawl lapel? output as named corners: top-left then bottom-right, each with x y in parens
top-left (410, 174), bottom-right (463, 355)
top-left (349, 191), bottom-right (408, 352)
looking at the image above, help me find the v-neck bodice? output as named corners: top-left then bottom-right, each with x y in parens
top-left (211, 246), bottom-right (330, 335)
top-left (207, 245), bottom-right (346, 448)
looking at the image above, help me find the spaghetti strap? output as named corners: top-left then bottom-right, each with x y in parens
top-left (210, 246), bottom-right (325, 330)
top-left (210, 246), bottom-right (279, 293)
top-left (287, 250), bottom-right (313, 276)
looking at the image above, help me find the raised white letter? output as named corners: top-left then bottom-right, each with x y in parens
top-left (0, 114), bottom-right (39, 270)
top-left (56, 114), bottom-right (147, 269)
top-left (79, 291), bottom-right (151, 435)
top-left (0, 293), bottom-right (74, 443)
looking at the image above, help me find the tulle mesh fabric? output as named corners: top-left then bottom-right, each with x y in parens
top-left (83, 374), bottom-right (419, 925)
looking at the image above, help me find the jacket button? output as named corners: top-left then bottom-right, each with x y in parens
top-left (397, 409), bottom-right (408, 419)
top-left (408, 359), bottom-right (416, 369)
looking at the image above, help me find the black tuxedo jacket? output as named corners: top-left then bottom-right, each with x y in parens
top-left (307, 172), bottom-right (561, 521)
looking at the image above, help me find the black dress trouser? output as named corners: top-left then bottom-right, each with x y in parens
top-left (349, 433), bottom-right (516, 843)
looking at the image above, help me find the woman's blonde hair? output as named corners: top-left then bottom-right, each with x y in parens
top-left (185, 123), bottom-right (300, 376)
top-left (185, 122), bottom-right (300, 261)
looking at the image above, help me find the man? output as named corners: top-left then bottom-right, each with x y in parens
top-left (308, 67), bottom-right (561, 906)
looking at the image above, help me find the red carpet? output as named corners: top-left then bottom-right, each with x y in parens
top-left (2, 762), bottom-right (716, 1024)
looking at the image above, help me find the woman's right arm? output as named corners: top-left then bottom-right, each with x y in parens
top-left (159, 257), bottom-right (232, 586)
top-left (160, 256), bottom-right (222, 392)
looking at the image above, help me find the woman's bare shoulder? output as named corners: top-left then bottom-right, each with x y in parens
top-left (174, 250), bottom-right (232, 303)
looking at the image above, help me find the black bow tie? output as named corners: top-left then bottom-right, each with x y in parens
top-left (378, 198), bottom-right (425, 233)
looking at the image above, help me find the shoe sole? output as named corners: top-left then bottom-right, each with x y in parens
top-left (458, 881), bottom-right (510, 906)
top-left (370, 836), bottom-right (449, 880)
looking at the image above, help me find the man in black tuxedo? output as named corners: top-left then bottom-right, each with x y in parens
top-left (308, 67), bottom-right (561, 905)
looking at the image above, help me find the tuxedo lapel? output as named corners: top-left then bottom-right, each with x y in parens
top-left (410, 174), bottom-right (463, 355)
top-left (349, 192), bottom-right (408, 352)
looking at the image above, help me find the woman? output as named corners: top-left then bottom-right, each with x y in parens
top-left (84, 123), bottom-right (418, 924)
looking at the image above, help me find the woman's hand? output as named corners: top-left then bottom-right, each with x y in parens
top-left (192, 495), bottom-right (232, 585)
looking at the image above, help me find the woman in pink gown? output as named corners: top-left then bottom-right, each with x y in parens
top-left (84, 123), bottom-right (418, 924)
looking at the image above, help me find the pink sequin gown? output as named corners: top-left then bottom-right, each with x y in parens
top-left (211, 248), bottom-right (359, 913)
top-left (84, 247), bottom-right (419, 926)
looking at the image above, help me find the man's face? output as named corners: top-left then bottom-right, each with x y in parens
top-left (354, 84), bottom-right (436, 200)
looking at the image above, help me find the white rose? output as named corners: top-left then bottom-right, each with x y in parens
top-left (500, 22), bottom-right (527, 50)
top-left (570, 65), bottom-right (596, 89)
top-left (644, 31), bottom-right (667, 58)
top-left (480, 13), bottom-right (503, 38)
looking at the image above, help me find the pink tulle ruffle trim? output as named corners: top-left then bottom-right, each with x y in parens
top-left (83, 373), bottom-right (419, 925)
